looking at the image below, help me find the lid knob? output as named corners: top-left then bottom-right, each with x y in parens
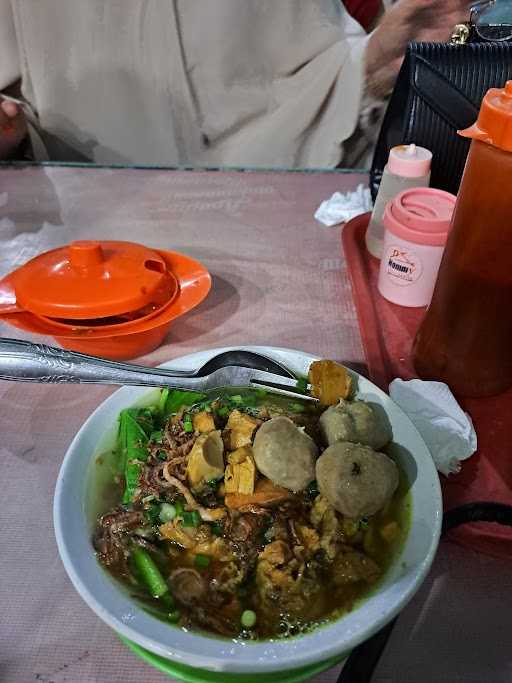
top-left (459, 80), bottom-right (512, 152)
top-left (68, 241), bottom-right (104, 268)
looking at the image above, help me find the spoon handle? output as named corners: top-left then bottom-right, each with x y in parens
top-left (0, 338), bottom-right (204, 388)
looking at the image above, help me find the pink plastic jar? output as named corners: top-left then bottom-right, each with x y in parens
top-left (378, 187), bottom-right (457, 307)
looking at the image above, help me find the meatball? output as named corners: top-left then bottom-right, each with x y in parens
top-left (319, 399), bottom-right (392, 450)
top-left (253, 416), bottom-right (317, 492)
top-left (316, 442), bottom-right (399, 518)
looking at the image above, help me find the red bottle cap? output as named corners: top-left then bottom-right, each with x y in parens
top-left (460, 80), bottom-right (512, 152)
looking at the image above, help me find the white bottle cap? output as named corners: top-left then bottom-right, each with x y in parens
top-left (388, 144), bottom-right (432, 178)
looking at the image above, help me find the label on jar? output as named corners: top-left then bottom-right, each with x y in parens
top-left (384, 245), bottom-right (422, 286)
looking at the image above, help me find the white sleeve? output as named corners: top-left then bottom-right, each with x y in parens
top-left (0, 0), bottom-right (20, 90)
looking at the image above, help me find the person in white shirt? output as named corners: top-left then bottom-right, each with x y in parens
top-left (0, 0), bottom-right (474, 168)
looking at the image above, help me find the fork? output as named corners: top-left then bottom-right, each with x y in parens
top-left (0, 338), bottom-right (316, 401)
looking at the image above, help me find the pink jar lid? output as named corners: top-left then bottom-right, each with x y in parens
top-left (387, 144), bottom-right (432, 177)
top-left (383, 187), bottom-right (457, 247)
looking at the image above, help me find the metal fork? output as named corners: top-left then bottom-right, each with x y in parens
top-left (0, 338), bottom-right (316, 401)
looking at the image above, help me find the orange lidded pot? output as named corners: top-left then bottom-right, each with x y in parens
top-left (0, 240), bottom-right (211, 360)
top-left (412, 81), bottom-right (512, 397)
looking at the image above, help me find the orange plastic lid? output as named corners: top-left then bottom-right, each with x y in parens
top-left (11, 240), bottom-right (178, 319)
top-left (459, 80), bottom-right (512, 152)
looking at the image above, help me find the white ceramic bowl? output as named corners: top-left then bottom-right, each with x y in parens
top-left (54, 346), bottom-right (442, 675)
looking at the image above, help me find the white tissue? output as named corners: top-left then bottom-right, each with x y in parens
top-left (389, 379), bottom-right (477, 476)
top-left (314, 184), bottom-right (373, 227)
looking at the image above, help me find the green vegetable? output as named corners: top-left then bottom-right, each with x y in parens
top-left (241, 609), bottom-right (257, 629)
top-left (157, 450), bottom-right (168, 461)
top-left (183, 415), bottom-right (194, 433)
top-left (182, 510), bottom-right (201, 527)
top-left (150, 430), bottom-right (163, 443)
top-left (194, 554), bottom-right (211, 569)
top-left (211, 521), bottom-right (224, 536)
top-left (229, 395), bottom-right (243, 405)
top-left (164, 390), bottom-right (207, 417)
top-left (158, 388), bottom-right (170, 414)
top-left (131, 547), bottom-right (173, 602)
top-left (206, 478), bottom-right (220, 490)
top-left (159, 503), bottom-right (177, 523)
top-left (295, 377), bottom-right (308, 393)
top-left (119, 409), bottom-right (152, 503)
top-left (289, 402), bottom-right (305, 413)
top-left (167, 609), bottom-right (181, 622)
top-left (216, 406), bottom-right (230, 418)
top-left (174, 499), bottom-right (185, 517)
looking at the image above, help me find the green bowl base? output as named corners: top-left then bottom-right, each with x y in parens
top-left (119, 635), bottom-right (347, 683)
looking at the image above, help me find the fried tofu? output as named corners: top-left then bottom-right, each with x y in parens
top-left (192, 411), bottom-right (216, 434)
top-left (225, 410), bottom-right (260, 449)
top-left (224, 445), bottom-right (257, 495)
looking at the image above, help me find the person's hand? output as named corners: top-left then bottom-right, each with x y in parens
top-left (366, 0), bottom-right (475, 98)
top-left (0, 98), bottom-right (27, 159)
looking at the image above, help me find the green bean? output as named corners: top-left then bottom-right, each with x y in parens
top-left (131, 547), bottom-right (173, 602)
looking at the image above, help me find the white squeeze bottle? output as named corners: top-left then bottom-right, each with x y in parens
top-left (366, 144), bottom-right (432, 259)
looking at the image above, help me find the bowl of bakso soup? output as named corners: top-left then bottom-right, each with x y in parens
top-left (54, 347), bottom-right (442, 678)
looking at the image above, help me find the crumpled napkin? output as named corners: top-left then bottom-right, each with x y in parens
top-left (314, 183), bottom-right (373, 227)
top-left (389, 379), bottom-right (477, 476)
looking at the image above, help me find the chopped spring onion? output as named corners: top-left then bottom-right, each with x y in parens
top-left (194, 554), bottom-right (211, 569)
top-left (182, 510), bottom-right (201, 527)
top-left (183, 415), bottom-right (194, 433)
top-left (174, 499), bottom-right (185, 517)
top-left (211, 521), bottom-right (224, 536)
top-left (241, 610), bottom-right (257, 629)
top-left (159, 503), bottom-right (177, 523)
top-left (216, 406), bottom-right (230, 417)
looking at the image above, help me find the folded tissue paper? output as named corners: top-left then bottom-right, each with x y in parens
top-left (314, 183), bottom-right (373, 227)
top-left (389, 379), bottom-right (478, 476)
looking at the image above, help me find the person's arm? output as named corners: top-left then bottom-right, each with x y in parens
top-left (0, 0), bottom-right (27, 159)
top-left (366, 0), bottom-right (475, 98)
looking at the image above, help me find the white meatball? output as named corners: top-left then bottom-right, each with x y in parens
top-left (316, 442), bottom-right (399, 518)
top-left (253, 416), bottom-right (317, 492)
top-left (319, 399), bottom-right (392, 450)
